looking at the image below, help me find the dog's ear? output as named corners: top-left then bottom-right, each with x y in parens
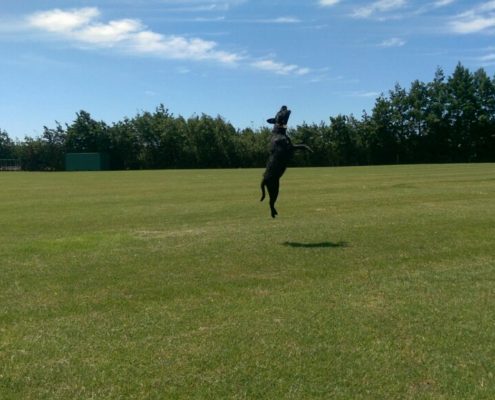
top-left (266, 118), bottom-right (276, 124)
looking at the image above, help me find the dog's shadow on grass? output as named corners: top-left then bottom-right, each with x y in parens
top-left (282, 241), bottom-right (348, 249)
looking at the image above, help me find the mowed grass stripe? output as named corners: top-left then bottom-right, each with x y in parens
top-left (1, 164), bottom-right (494, 399)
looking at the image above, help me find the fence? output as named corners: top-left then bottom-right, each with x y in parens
top-left (0, 159), bottom-right (21, 171)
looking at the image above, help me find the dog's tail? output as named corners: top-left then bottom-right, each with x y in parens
top-left (260, 180), bottom-right (266, 202)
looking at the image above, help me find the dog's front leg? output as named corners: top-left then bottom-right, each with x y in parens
top-left (292, 143), bottom-right (313, 152)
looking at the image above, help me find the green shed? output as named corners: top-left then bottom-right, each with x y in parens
top-left (65, 153), bottom-right (109, 171)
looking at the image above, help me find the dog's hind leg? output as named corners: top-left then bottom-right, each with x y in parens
top-left (267, 179), bottom-right (280, 218)
top-left (260, 179), bottom-right (266, 201)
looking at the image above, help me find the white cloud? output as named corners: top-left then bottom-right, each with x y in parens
top-left (227, 16), bottom-right (301, 24)
top-left (26, 7), bottom-right (241, 63)
top-left (476, 52), bottom-right (495, 65)
top-left (319, 0), bottom-right (341, 6)
top-left (352, 0), bottom-right (407, 19)
top-left (350, 0), bottom-right (453, 20)
top-left (449, 1), bottom-right (495, 34)
top-left (244, 16), bottom-right (301, 24)
top-left (27, 8), bottom-right (100, 33)
top-left (415, 0), bottom-right (455, 14)
top-left (433, 0), bottom-right (455, 7)
top-left (77, 19), bottom-right (144, 46)
top-left (379, 37), bottom-right (406, 47)
top-left (151, 0), bottom-right (246, 12)
top-left (479, 53), bottom-right (495, 61)
top-left (270, 17), bottom-right (301, 24)
top-left (176, 66), bottom-right (192, 74)
top-left (23, 7), bottom-right (310, 75)
top-left (348, 90), bottom-right (381, 98)
top-left (451, 16), bottom-right (495, 33)
top-left (251, 59), bottom-right (310, 75)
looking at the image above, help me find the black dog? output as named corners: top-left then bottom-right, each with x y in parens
top-left (260, 106), bottom-right (312, 218)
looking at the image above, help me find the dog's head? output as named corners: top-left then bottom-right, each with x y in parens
top-left (267, 106), bottom-right (291, 126)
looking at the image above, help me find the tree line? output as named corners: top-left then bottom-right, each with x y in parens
top-left (1, 63), bottom-right (494, 171)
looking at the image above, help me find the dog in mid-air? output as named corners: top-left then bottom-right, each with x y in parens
top-left (260, 106), bottom-right (312, 218)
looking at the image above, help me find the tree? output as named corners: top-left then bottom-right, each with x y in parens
top-left (329, 115), bottom-right (362, 165)
top-left (108, 119), bottom-right (142, 170)
top-left (40, 122), bottom-right (66, 170)
top-left (446, 63), bottom-right (477, 161)
top-left (235, 127), bottom-right (271, 168)
top-left (65, 110), bottom-right (109, 153)
top-left (368, 95), bottom-right (399, 164)
top-left (291, 123), bottom-right (336, 166)
top-left (187, 114), bottom-right (236, 168)
top-left (424, 67), bottom-right (451, 162)
top-left (0, 129), bottom-right (14, 159)
top-left (472, 68), bottom-right (495, 161)
top-left (8, 62), bottom-right (495, 170)
top-left (17, 138), bottom-right (45, 171)
top-left (406, 80), bottom-right (429, 162)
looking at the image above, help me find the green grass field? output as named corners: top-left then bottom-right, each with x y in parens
top-left (1, 164), bottom-right (495, 399)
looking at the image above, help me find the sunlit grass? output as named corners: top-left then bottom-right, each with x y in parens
top-left (1, 164), bottom-right (495, 399)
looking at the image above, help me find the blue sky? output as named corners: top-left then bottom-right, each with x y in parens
top-left (1, 0), bottom-right (495, 140)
